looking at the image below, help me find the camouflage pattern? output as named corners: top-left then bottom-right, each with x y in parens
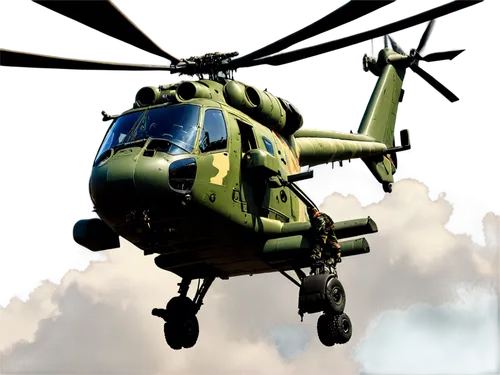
top-left (85, 51), bottom-right (408, 280)
top-left (91, 73), bottom-right (395, 280)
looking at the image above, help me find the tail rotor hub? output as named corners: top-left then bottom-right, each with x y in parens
top-left (409, 48), bottom-right (419, 66)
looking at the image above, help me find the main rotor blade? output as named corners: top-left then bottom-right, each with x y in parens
top-left (410, 64), bottom-right (459, 102)
top-left (382, 35), bottom-right (392, 48)
top-left (106, 0), bottom-right (182, 64)
top-left (235, 0), bottom-right (395, 64)
top-left (422, 49), bottom-right (465, 62)
top-left (237, 0), bottom-right (482, 68)
top-left (33, 0), bottom-right (181, 64)
top-left (416, 20), bottom-right (435, 53)
top-left (0, 49), bottom-right (172, 71)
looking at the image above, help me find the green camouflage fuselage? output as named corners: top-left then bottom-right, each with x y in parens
top-left (88, 53), bottom-right (404, 279)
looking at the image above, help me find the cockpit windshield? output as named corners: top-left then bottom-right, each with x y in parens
top-left (95, 104), bottom-right (201, 161)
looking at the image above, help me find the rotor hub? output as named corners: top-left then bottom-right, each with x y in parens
top-left (408, 48), bottom-right (421, 66)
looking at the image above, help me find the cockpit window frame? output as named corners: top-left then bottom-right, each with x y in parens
top-left (93, 104), bottom-right (202, 164)
top-left (125, 104), bottom-right (201, 151)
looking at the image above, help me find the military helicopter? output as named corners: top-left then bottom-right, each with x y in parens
top-left (0, 0), bottom-right (483, 350)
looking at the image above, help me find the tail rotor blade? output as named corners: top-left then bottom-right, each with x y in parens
top-left (422, 49), bottom-right (465, 62)
top-left (416, 20), bottom-right (435, 53)
top-left (387, 35), bottom-right (406, 55)
top-left (410, 64), bottom-right (459, 102)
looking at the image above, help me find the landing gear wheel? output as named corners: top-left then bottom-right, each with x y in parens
top-left (155, 277), bottom-right (215, 350)
top-left (334, 312), bottom-right (352, 344)
top-left (383, 182), bottom-right (393, 193)
top-left (163, 296), bottom-right (199, 350)
top-left (163, 314), bottom-right (199, 350)
top-left (325, 277), bottom-right (346, 314)
top-left (317, 312), bottom-right (353, 347)
top-left (180, 314), bottom-right (199, 349)
top-left (166, 296), bottom-right (195, 318)
top-left (317, 314), bottom-right (337, 347)
top-left (164, 321), bottom-right (182, 350)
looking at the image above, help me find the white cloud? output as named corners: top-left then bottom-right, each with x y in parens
top-left (0, 168), bottom-right (500, 375)
top-left (354, 285), bottom-right (499, 375)
top-left (471, 253), bottom-right (495, 277)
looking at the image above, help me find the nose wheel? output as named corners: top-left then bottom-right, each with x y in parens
top-left (163, 305), bottom-right (199, 350)
top-left (152, 276), bottom-right (214, 350)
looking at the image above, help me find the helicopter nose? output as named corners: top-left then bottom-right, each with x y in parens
top-left (134, 152), bottom-right (172, 196)
top-left (89, 149), bottom-right (172, 225)
top-left (90, 148), bottom-right (138, 207)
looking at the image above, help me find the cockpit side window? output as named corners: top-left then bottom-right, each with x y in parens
top-left (199, 109), bottom-right (227, 153)
top-left (262, 136), bottom-right (274, 155)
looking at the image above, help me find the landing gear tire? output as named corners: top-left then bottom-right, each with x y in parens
top-left (317, 314), bottom-right (337, 347)
top-left (325, 277), bottom-right (346, 315)
top-left (163, 313), bottom-right (199, 350)
top-left (317, 312), bottom-right (353, 347)
top-left (334, 312), bottom-right (352, 344)
top-left (155, 277), bottom-right (215, 350)
top-left (298, 274), bottom-right (345, 316)
top-left (166, 296), bottom-right (196, 318)
top-left (163, 297), bottom-right (200, 350)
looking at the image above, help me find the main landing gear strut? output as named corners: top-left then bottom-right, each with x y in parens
top-left (152, 276), bottom-right (215, 350)
top-left (289, 263), bottom-right (353, 347)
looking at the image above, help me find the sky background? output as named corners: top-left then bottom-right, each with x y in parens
top-left (0, 180), bottom-right (498, 374)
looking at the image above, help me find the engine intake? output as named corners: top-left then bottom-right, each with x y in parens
top-left (132, 82), bottom-right (178, 107)
top-left (176, 81), bottom-right (211, 101)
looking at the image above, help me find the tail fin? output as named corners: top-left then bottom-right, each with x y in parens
top-left (358, 23), bottom-right (463, 192)
top-left (358, 63), bottom-right (405, 147)
top-left (358, 61), bottom-right (405, 192)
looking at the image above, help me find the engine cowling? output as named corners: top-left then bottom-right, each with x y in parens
top-left (176, 81), bottom-right (211, 101)
top-left (135, 81), bottom-right (215, 108)
top-left (224, 80), bottom-right (303, 135)
top-left (279, 97), bottom-right (303, 136)
top-left (134, 80), bottom-right (304, 136)
top-left (132, 82), bottom-right (178, 107)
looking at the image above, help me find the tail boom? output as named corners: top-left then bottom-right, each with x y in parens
top-left (294, 136), bottom-right (387, 167)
